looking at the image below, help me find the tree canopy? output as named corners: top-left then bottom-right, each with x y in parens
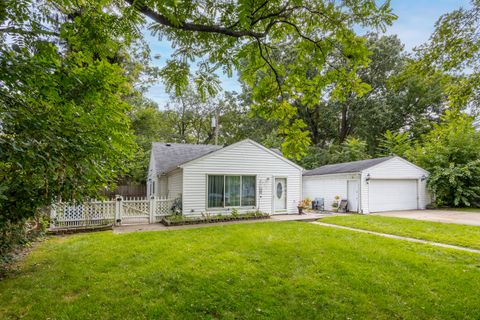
top-left (0, 0), bottom-right (152, 224)
top-left (125, 0), bottom-right (396, 157)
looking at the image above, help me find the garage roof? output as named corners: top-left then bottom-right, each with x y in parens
top-left (303, 157), bottom-right (393, 176)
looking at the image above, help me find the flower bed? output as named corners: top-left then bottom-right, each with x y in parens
top-left (161, 211), bottom-right (270, 226)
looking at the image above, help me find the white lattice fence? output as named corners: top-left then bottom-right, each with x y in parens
top-left (121, 197), bottom-right (150, 225)
top-left (51, 201), bottom-right (116, 228)
top-left (154, 198), bottom-right (176, 222)
top-left (50, 196), bottom-right (176, 229)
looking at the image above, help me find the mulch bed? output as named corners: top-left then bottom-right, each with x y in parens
top-left (161, 215), bottom-right (270, 226)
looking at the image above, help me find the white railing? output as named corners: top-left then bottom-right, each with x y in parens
top-left (50, 196), bottom-right (176, 229)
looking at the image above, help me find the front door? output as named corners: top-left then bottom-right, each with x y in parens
top-left (274, 178), bottom-right (287, 211)
top-left (347, 180), bottom-right (359, 212)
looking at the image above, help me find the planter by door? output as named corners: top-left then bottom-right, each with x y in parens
top-left (274, 178), bottom-right (287, 212)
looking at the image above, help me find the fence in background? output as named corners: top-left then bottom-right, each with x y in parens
top-left (50, 196), bottom-right (175, 229)
top-left (101, 184), bottom-right (147, 198)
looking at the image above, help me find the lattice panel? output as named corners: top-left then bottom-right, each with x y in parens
top-left (53, 201), bottom-right (115, 228)
top-left (155, 199), bottom-right (174, 217)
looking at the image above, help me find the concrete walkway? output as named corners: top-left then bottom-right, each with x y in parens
top-left (373, 210), bottom-right (480, 226)
top-left (113, 213), bottom-right (336, 234)
top-left (312, 221), bottom-right (480, 254)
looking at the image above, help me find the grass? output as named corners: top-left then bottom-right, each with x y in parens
top-left (321, 215), bottom-right (480, 250)
top-left (0, 222), bottom-right (479, 319)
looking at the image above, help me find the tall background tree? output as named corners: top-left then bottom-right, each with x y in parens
top-left (126, 0), bottom-right (397, 157)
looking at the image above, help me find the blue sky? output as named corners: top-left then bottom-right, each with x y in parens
top-left (144, 0), bottom-right (471, 107)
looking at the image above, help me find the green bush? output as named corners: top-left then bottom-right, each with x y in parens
top-left (162, 211), bottom-right (269, 226)
top-left (427, 160), bottom-right (480, 207)
top-left (0, 213), bottom-right (48, 276)
top-left (408, 111), bottom-right (480, 207)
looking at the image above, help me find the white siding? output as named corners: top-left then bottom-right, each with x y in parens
top-left (147, 150), bottom-right (182, 199)
top-left (360, 157), bottom-right (430, 213)
top-left (147, 151), bottom-right (156, 197)
top-left (181, 141), bottom-right (302, 215)
top-left (167, 169), bottom-right (183, 199)
top-left (158, 176), bottom-right (168, 197)
top-left (303, 173), bottom-right (360, 211)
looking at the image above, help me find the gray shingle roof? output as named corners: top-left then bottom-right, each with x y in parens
top-left (270, 148), bottom-right (283, 156)
top-left (303, 157), bottom-right (393, 176)
top-left (152, 142), bottom-right (223, 174)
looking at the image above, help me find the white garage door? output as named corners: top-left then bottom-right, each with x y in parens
top-left (369, 180), bottom-right (418, 212)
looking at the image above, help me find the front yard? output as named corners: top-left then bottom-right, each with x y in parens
top-left (1, 222), bottom-right (479, 319)
top-left (321, 215), bottom-right (480, 250)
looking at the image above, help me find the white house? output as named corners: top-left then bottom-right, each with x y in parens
top-left (303, 156), bottom-right (430, 213)
top-left (147, 139), bottom-right (303, 215)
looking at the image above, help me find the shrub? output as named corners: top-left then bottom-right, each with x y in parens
top-left (0, 212), bottom-right (48, 276)
top-left (409, 111), bottom-right (480, 207)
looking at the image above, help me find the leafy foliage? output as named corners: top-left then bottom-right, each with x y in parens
top-left (294, 34), bottom-right (447, 154)
top-left (298, 136), bottom-right (370, 169)
top-left (377, 130), bottom-right (412, 157)
top-left (414, 0), bottom-right (479, 111)
top-left (127, 0), bottom-right (397, 158)
top-left (427, 160), bottom-right (480, 207)
top-left (408, 111), bottom-right (480, 207)
top-left (0, 1), bottom-right (148, 226)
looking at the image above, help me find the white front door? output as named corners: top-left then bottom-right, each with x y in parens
top-left (347, 180), bottom-right (359, 212)
top-left (274, 178), bottom-right (287, 211)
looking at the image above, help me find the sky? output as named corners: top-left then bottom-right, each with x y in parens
top-left (144, 0), bottom-right (471, 107)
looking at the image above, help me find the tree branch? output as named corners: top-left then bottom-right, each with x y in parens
top-left (126, 0), bottom-right (267, 38)
top-left (255, 38), bottom-right (283, 96)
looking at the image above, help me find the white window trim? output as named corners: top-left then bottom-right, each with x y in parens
top-left (272, 176), bottom-right (288, 212)
top-left (206, 174), bottom-right (257, 210)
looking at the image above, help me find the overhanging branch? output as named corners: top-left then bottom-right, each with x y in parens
top-left (126, 0), bottom-right (267, 38)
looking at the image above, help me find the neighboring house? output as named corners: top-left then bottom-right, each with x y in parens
top-left (303, 157), bottom-right (430, 213)
top-left (147, 139), bottom-right (303, 215)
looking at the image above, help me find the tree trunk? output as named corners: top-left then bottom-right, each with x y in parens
top-left (339, 104), bottom-right (349, 143)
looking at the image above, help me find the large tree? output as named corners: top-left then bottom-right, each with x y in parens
top-left (297, 34), bottom-right (447, 152)
top-left (0, 0), bottom-right (150, 225)
top-left (126, 0), bottom-right (396, 157)
top-left (414, 0), bottom-right (479, 111)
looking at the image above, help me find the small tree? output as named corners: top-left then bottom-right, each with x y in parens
top-left (338, 137), bottom-right (371, 162)
top-left (377, 130), bottom-right (412, 157)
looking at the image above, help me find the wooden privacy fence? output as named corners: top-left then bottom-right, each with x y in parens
top-left (50, 196), bottom-right (175, 229)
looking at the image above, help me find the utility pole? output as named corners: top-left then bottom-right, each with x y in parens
top-left (211, 110), bottom-right (219, 145)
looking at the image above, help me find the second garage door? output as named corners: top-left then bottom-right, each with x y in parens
top-left (369, 179), bottom-right (418, 212)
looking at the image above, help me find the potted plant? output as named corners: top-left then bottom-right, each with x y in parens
top-left (297, 198), bottom-right (312, 214)
top-left (331, 195), bottom-right (340, 212)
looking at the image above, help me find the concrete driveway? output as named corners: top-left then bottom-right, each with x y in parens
top-left (373, 210), bottom-right (480, 226)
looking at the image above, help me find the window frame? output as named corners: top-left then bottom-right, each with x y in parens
top-left (206, 174), bottom-right (257, 209)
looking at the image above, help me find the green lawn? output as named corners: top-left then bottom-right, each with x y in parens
top-left (321, 215), bottom-right (480, 250)
top-left (1, 222), bottom-right (479, 319)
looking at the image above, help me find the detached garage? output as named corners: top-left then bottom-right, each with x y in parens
top-left (303, 156), bottom-right (430, 213)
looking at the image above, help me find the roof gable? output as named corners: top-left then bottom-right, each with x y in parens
top-left (151, 142), bottom-right (222, 174)
top-left (180, 139), bottom-right (303, 171)
top-left (303, 157), bottom-right (393, 176)
top-left (366, 156), bottom-right (429, 175)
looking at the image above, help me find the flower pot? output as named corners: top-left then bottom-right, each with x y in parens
top-left (297, 207), bottom-right (304, 215)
